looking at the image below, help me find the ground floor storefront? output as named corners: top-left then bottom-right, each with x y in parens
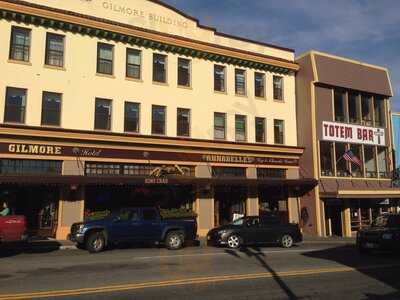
top-left (0, 125), bottom-right (316, 239)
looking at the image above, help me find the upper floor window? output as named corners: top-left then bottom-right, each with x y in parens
top-left (334, 90), bottom-right (346, 122)
top-left (274, 119), bottom-right (285, 144)
top-left (45, 33), bottom-right (64, 67)
top-left (178, 58), bottom-right (191, 87)
top-left (4, 87), bottom-right (26, 123)
top-left (124, 102), bottom-right (140, 133)
top-left (348, 92), bottom-right (360, 124)
top-left (255, 117), bottom-right (266, 143)
top-left (126, 49), bottom-right (141, 79)
top-left (152, 105), bottom-right (166, 135)
top-left (273, 76), bottom-right (284, 100)
top-left (177, 108), bottom-right (190, 137)
top-left (153, 54), bottom-right (167, 83)
top-left (374, 97), bottom-right (385, 127)
top-left (214, 112), bottom-right (226, 140)
top-left (214, 65), bottom-right (226, 92)
top-left (320, 141), bottom-right (334, 176)
top-left (235, 115), bottom-right (247, 142)
top-left (9, 27), bottom-right (30, 62)
top-left (335, 142), bottom-right (349, 177)
top-left (41, 92), bottom-right (61, 126)
top-left (361, 95), bottom-right (373, 126)
top-left (94, 98), bottom-right (112, 130)
top-left (364, 145), bottom-right (377, 178)
top-left (255, 72), bottom-right (265, 98)
top-left (349, 144), bottom-right (363, 177)
top-left (235, 69), bottom-right (246, 96)
top-left (97, 43), bottom-right (114, 75)
top-left (377, 147), bottom-right (389, 178)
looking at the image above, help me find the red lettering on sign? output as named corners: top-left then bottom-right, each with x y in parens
top-left (324, 124), bottom-right (329, 137)
top-left (357, 129), bottom-right (362, 140)
top-left (345, 127), bottom-right (352, 139)
top-left (329, 125), bottom-right (334, 136)
top-left (369, 130), bottom-right (373, 141)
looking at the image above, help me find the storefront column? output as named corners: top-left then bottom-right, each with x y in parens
top-left (56, 160), bottom-right (85, 240)
top-left (195, 165), bottom-right (214, 237)
top-left (287, 169), bottom-right (300, 224)
top-left (246, 167), bottom-right (259, 216)
top-left (342, 199), bottom-right (352, 237)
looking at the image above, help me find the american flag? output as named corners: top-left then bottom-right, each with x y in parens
top-left (343, 150), bottom-right (362, 167)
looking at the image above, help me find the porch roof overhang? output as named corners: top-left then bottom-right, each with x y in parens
top-left (0, 175), bottom-right (318, 198)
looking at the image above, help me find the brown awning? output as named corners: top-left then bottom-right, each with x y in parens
top-left (0, 175), bottom-right (317, 197)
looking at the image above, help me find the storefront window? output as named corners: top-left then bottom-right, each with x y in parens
top-left (374, 97), bottom-right (385, 127)
top-left (335, 143), bottom-right (349, 177)
top-left (377, 147), bottom-right (389, 178)
top-left (364, 145), bottom-right (377, 178)
top-left (361, 95), bottom-right (373, 126)
top-left (212, 167), bottom-right (246, 178)
top-left (350, 144), bottom-right (363, 177)
top-left (0, 159), bottom-right (62, 175)
top-left (257, 168), bottom-right (286, 178)
top-left (348, 93), bottom-right (360, 124)
top-left (334, 90), bottom-right (346, 122)
top-left (320, 141), bottom-right (334, 176)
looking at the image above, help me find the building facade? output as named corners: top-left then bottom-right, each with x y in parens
top-left (0, 0), bottom-right (316, 239)
top-left (392, 113), bottom-right (400, 170)
top-left (296, 51), bottom-right (399, 237)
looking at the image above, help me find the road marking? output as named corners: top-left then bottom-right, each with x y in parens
top-left (0, 264), bottom-right (399, 300)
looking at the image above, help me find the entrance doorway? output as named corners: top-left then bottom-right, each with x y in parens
top-left (324, 201), bottom-right (342, 236)
top-left (214, 186), bottom-right (246, 226)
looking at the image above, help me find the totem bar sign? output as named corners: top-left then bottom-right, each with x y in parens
top-left (322, 121), bottom-right (386, 146)
top-left (0, 142), bottom-right (299, 166)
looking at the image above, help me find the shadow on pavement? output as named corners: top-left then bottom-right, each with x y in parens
top-left (225, 246), bottom-right (298, 300)
top-left (302, 245), bottom-right (400, 298)
top-left (0, 241), bottom-right (63, 258)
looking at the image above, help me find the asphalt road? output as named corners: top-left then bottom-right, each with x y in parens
top-left (0, 242), bottom-right (399, 300)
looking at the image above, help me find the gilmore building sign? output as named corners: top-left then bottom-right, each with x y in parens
top-left (322, 121), bottom-right (386, 146)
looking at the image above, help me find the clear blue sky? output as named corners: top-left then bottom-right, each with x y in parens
top-left (163, 0), bottom-right (400, 110)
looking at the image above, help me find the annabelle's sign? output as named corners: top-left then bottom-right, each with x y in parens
top-left (322, 121), bottom-right (386, 146)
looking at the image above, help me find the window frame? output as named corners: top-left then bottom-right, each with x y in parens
top-left (254, 72), bottom-right (266, 99)
top-left (177, 107), bottom-right (191, 137)
top-left (41, 91), bottom-right (62, 127)
top-left (235, 114), bottom-right (247, 142)
top-left (214, 65), bottom-right (226, 93)
top-left (96, 42), bottom-right (114, 75)
top-left (255, 117), bottom-right (266, 143)
top-left (126, 48), bottom-right (141, 80)
top-left (177, 57), bottom-right (191, 87)
top-left (235, 68), bottom-right (246, 96)
top-left (45, 32), bottom-right (65, 68)
top-left (94, 98), bottom-right (112, 131)
top-left (214, 112), bottom-right (226, 140)
top-left (9, 26), bottom-right (31, 62)
top-left (153, 53), bottom-right (167, 83)
top-left (4, 87), bottom-right (27, 124)
top-left (273, 75), bottom-right (284, 101)
top-left (124, 101), bottom-right (140, 133)
top-left (151, 105), bottom-right (166, 135)
top-left (273, 119), bottom-right (285, 145)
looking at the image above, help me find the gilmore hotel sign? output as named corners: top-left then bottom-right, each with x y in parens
top-left (322, 121), bottom-right (386, 146)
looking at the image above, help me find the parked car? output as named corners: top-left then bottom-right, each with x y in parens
top-left (207, 215), bottom-right (302, 249)
top-left (357, 213), bottom-right (400, 253)
top-left (69, 207), bottom-right (197, 253)
top-left (0, 215), bottom-right (28, 244)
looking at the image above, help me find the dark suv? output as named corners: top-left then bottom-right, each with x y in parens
top-left (357, 213), bottom-right (400, 253)
top-left (207, 215), bottom-right (302, 249)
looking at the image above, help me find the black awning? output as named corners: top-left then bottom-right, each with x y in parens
top-left (0, 175), bottom-right (317, 197)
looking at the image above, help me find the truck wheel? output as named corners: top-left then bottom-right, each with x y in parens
top-left (165, 231), bottom-right (184, 250)
top-left (86, 232), bottom-right (106, 253)
top-left (280, 234), bottom-right (294, 248)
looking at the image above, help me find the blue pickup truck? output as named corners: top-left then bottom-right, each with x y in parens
top-left (69, 207), bottom-right (197, 253)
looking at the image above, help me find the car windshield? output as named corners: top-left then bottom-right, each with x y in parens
top-left (373, 215), bottom-right (388, 227)
top-left (232, 218), bottom-right (244, 226)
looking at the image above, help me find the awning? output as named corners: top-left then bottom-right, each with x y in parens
top-left (0, 175), bottom-right (317, 197)
top-left (322, 189), bottom-right (400, 199)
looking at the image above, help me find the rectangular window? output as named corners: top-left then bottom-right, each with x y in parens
top-left (214, 112), bottom-right (226, 140)
top-left (9, 27), bottom-right (30, 62)
top-left (364, 145), bottom-right (377, 178)
top-left (320, 141), bottom-right (334, 176)
top-left (177, 108), bottom-right (190, 137)
top-left (4, 87), bottom-right (26, 123)
top-left (335, 143), bottom-right (349, 177)
top-left (235, 115), bottom-right (247, 142)
top-left (273, 76), bottom-right (283, 100)
top-left (377, 147), bottom-right (389, 178)
top-left (374, 97), bottom-right (385, 127)
top-left (178, 58), bottom-right (191, 87)
top-left (152, 105), bottom-right (166, 135)
top-left (126, 48), bottom-right (141, 79)
top-left (274, 119), bottom-right (284, 144)
top-left (45, 33), bottom-right (64, 67)
top-left (124, 102), bottom-right (140, 133)
top-left (334, 90), bottom-right (346, 122)
top-left (41, 92), bottom-right (61, 126)
top-left (257, 168), bottom-right (286, 178)
top-left (214, 65), bottom-right (226, 92)
top-left (361, 95), bottom-right (373, 126)
top-left (350, 144), bottom-right (363, 177)
top-left (235, 69), bottom-right (246, 95)
top-left (0, 159), bottom-right (62, 175)
top-left (94, 98), bottom-right (112, 130)
top-left (97, 43), bottom-right (114, 75)
top-left (255, 117), bottom-right (266, 143)
top-left (348, 92), bottom-right (360, 124)
top-left (212, 167), bottom-right (246, 178)
top-left (255, 72), bottom-right (265, 98)
top-left (153, 54), bottom-right (167, 83)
